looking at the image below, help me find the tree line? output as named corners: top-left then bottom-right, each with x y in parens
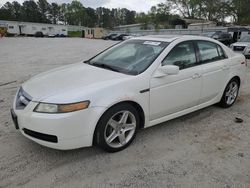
top-left (165, 0), bottom-right (250, 24)
top-left (0, 0), bottom-right (249, 29)
top-left (0, 0), bottom-right (137, 28)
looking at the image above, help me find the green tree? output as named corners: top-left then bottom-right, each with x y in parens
top-left (37, 0), bottom-right (50, 23)
top-left (65, 0), bottom-right (85, 25)
top-left (84, 7), bottom-right (97, 27)
top-left (135, 12), bottom-right (151, 29)
top-left (49, 2), bottom-right (60, 24)
top-left (59, 3), bottom-right (67, 24)
top-left (167, 0), bottom-right (234, 23)
top-left (125, 10), bottom-right (136, 24)
top-left (0, 2), bottom-right (15, 20)
top-left (168, 0), bottom-right (202, 18)
top-left (21, 0), bottom-right (43, 22)
top-left (231, 0), bottom-right (250, 24)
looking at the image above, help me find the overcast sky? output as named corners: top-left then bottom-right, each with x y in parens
top-left (0, 0), bottom-right (165, 12)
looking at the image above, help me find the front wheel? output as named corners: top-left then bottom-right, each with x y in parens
top-left (94, 103), bottom-right (139, 152)
top-left (219, 78), bottom-right (240, 108)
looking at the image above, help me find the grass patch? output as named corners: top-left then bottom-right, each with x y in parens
top-left (68, 31), bottom-right (82, 37)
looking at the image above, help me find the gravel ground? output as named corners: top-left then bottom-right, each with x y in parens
top-left (0, 38), bottom-right (250, 188)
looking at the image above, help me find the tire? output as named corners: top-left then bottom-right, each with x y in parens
top-left (94, 103), bottom-right (139, 152)
top-left (219, 78), bottom-right (240, 108)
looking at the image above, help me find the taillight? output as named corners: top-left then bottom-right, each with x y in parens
top-left (241, 58), bottom-right (247, 67)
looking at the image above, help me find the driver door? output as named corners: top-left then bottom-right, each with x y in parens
top-left (149, 41), bottom-right (202, 120)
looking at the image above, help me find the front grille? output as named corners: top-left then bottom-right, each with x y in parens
top-left (16, 87), bottom-right (32, 109)
top-left (233, 46), bottom-right (245, 51)
top-left (23, 128), bottom-right (58, 143)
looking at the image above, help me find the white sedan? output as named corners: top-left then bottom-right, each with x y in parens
top-left (230, 35), bottom-right (250, 59)
top-left (11, 35), bottom-right (247, 152)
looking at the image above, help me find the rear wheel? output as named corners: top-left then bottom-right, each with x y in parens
top-left (219, 78), bottom-right (239, 108)
top-left (94, 103), bottom-right (139, 152)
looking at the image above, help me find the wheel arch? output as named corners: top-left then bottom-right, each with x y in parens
top-left (218, 75), bottom-right (241, 108)
top-left (93, 100), bottom-right (145, 145)
top-left (221, 75), bottom-right (241, 98)
top-left (231, 76), bottom-right (241, 87)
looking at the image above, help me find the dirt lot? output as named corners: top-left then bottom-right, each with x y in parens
top-left (0, 38), bottom-right (250, 188)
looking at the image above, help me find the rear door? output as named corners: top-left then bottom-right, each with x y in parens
top-left (196, 40), bottom-right (229, 104)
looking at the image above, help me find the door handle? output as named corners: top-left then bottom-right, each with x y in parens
top-left (222, 65), bottom-right (230, 70)
top-left (192, 73), bottom-right (202, 79)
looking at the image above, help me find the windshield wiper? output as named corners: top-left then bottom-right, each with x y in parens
top-left (84, 61), bottom-right (136, 75)
top-left (83, 60), bottom-right (90, 64)
top-left (91, 62), bottom-right (121, 73)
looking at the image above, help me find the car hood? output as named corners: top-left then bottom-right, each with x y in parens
top-left (232, 42), bottom-right (250, 47)
top-left (22, 62), bottom-right (129, 102)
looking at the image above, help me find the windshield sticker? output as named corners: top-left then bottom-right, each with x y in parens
top-left (143, 41), bottom-right (161, 46)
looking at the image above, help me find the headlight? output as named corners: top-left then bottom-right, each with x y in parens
top-left (34, 101), bottom-right (90, 113)
top-left (244, 46), bottom-right (250, 53)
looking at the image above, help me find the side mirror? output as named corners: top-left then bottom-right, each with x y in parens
top-left (154, 65), bottom-right (179, 78)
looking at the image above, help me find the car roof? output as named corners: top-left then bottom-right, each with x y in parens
top-left (132, 35), bottom-right (215, 43)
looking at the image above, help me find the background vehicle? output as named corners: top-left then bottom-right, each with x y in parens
top-left (123, 35), bottom-right (133, 40)
top-left (123, 33), bottom-right (143, 40)
top-left (34, 31), bottom-right (44, 38)
top-left (230, 35), bottom-right (250, 59)
top-left (102, 33), bottom-right (117, 40)
top-left (11, 36), bottom-right (247, 152)
top-left (60, 34), bottom-right (66, 37)
top-left (112, 34), bottom-right (129, 41)
top-left (48, 34), bottom-right (55, 38)
top-left (202, 31), bottom-right (233, 45)
top-left (109, 34), bottom-right (119, 40)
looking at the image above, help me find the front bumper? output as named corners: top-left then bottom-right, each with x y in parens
top-left (11, 109), bottom-right (19, 130)
top-left (11, 101), bottom-right (106, 150)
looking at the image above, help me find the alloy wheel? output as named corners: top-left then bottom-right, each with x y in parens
top-left (104, 110), bottom-right (136, 148)
top-left (225, 81), bottom-right (238, 105)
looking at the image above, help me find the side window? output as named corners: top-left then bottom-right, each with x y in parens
top-left (162, 41), bottom-right (197, 70)
top-left (197, 41), bottom-right (221, 64)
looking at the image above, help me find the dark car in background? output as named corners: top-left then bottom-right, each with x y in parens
top-left (112, 34), bottom-right (129, 41)
top-left (202, 31), bottom-right (233, 46)
top-left (102, 33), bottom-right (117, 40)
top-left (110, 34), bottom-right (119, 40)
top-left (34, 31), bottom-right (44, 38)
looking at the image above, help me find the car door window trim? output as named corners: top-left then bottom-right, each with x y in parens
top-left (195, 40), bottom-right (228, 65)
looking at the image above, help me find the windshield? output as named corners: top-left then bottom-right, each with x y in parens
top-left (87, 40), bottom-right (169, 75)
top-left (239, 36), bottom-right (250, 42)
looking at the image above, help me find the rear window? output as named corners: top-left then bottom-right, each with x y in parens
top-left (197, 41), bottom-right (222, 63)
